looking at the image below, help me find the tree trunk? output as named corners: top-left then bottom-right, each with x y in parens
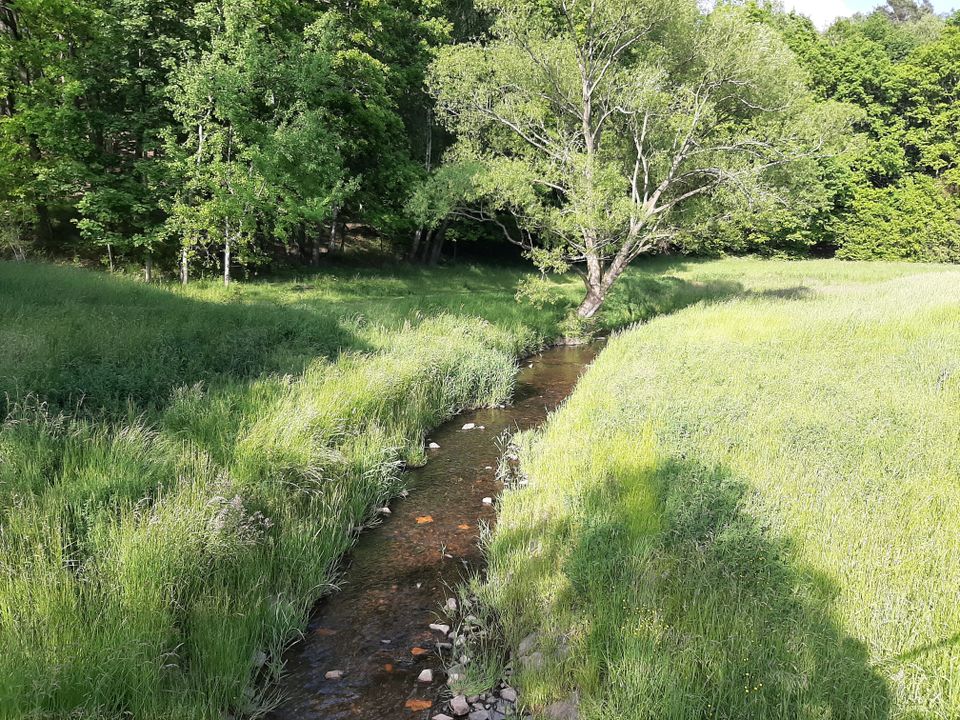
top-left (223, 224), bottom-right (231, 286)
top-left (409, 228), bottom-right (423, 261)
top-left (106, 243), bottom-right (114, 272)
top-left (576, 249), bottom-right (631, 318)
top-left (417, 229), bottom-right (433, 263)
top-left (576, 286), bottom-right (606, 318)
top-left (428, 220), bottom-right (449, 266)
top-left (327, 206), bottom-right (339, 252)
top-left (180, 246), bottom-right (189, 285)
top-left (144, 253), bottom-right (152, 283)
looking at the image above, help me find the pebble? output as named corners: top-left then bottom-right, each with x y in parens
top-left (446, 597), bottom-right (458, 611)
top-left (324, 670), bottom-right (344, 680)
top-left (499, 687), bottom-right (517, 703)
top-left (429, 623), bottom-right (451, 634)
top-left (462, 423), bottom-right (476, 430)
top-left (377, 507), bottom-right (391, 515)
top-left (450, 694), bottom-right (470, 716)
top-left (417, 669), bottom-right (433, 683)
top-left (544, 694), bottom-right (579, 720)
top-left (520, 651), bottom-right (544, 670)
top-left (433, 715), bottom-right (454, 720)
top-left (468, 711), bottom-right (490, 720)
top-left (518, 632), bottom-right (538, 656)
top-left (482, 497), bottom-right (493, 505)
top-left (429, 442), bottom-right (440, 449)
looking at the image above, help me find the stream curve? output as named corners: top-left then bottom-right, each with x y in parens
top-left (268, 342), bottom-right (599, 720)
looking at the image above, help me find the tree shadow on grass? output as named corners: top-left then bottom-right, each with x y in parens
top-left (497, 457), bottom-right (890, 719)
top-left (600, 275), bottom-right (747, 329)
top-left (0, 262), bottom-right (364, 418)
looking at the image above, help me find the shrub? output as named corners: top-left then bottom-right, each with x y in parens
top-left (835, 174), bottom-right (960, 261)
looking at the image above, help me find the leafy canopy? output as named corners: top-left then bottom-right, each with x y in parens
top-left (428, 0), bottom-right (854, 315)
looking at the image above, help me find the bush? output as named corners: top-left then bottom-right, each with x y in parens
top-left (836, 174), bottom-right (960, 261)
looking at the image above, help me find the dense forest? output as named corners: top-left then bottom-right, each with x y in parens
top-left (1, 0), bottom-right (958, 286)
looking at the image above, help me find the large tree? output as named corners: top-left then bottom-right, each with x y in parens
top-left (428, 0), bottom-right (853, 317)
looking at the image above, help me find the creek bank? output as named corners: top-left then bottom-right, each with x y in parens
top-left (267, 343), bottom-right (600, 719)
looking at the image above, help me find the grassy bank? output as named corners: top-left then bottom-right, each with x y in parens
top-left (475, 260), bottom-right (960, 720)
top-left (0, 261), bottom-right (546, 718)
top-left (0, 258), bottom-right (744, 718)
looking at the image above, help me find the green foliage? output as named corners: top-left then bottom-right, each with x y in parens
top-left (835, 174), bottom-right (960, 261)
top-left (0, 0), bottom-right (460, 275)
top-left (428, 0), bottom-right (852, 314)
top-left (762, 2), bottom-right (960, 260)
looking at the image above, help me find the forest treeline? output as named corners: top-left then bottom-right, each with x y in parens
top-left (0, 0), bottom-right (958, 279)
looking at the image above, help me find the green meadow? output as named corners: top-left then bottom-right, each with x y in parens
top-left (474, 260), bottom-right (960, 720)
top-left (0, 259), bottom-right (736, 718)
top-left (3, 258), bottom-right (959, 719)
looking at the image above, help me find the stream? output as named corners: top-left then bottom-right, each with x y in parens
top-left (267, 342), bottom-right (600, 720)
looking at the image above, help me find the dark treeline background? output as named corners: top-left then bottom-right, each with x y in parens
top-left (0, 0), bottom-right (958, 280)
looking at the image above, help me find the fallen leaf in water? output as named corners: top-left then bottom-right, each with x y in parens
top-left (410, 647), bottom-right (429, 656)
top-left (416, 516), bottom-right (433, 524)
top-left (314, 627), bottom-right (337, 636)
top-left (384, 663), bottom-right (393, 672)
top-left (404, 699), bottom-right (432, 711)
top-left (458, 524), bottom-right (470, 530)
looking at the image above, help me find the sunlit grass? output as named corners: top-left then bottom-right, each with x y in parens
top-left (0, 261), bottom-right (555, 718)
top-left (478, 263), bottom-right (960, 720)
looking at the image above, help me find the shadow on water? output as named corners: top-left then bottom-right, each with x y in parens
top-left (503, 456), bottom-right (891, 718)
top-left (263, 275), bottom-right (828, 719)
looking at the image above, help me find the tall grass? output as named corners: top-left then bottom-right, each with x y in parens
top-left (3, 257), bottom-right (945, 718)
top-left (1, 260), bottom-right (562, 718)
top-left (476, 262), bottom-right (960, 720)
top-left (0, 314), bottom-right (523, 718)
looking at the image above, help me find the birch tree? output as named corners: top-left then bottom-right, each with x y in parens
top-left (429, 0), bottom-right (854, 317)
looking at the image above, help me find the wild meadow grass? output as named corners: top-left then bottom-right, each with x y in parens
top-left (0, 260), bottom-right (562, 718)
top-left (477, 261), bottom-right (960, 720)
top-left (1, 257), bottom-right (740, 719)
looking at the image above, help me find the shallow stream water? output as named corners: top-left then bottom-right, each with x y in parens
top-left (268, 343), bottom-right (599, 720)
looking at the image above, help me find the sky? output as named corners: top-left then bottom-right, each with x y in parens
top-left (784, 0), bottom-right (958, 29)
